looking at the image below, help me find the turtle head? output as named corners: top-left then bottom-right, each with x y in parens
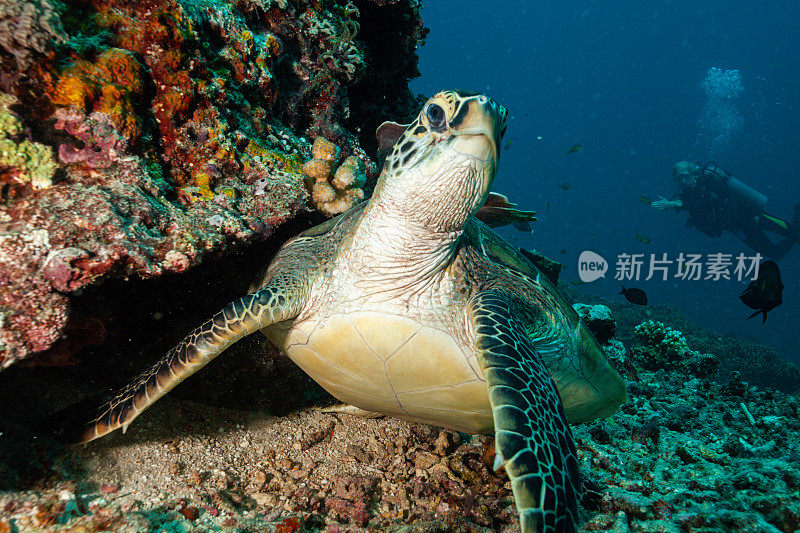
top-left (375, 90), bottom-right (508, 232)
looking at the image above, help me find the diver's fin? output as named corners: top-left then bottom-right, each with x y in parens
top-left (746, 310), bottom-right (762, 321)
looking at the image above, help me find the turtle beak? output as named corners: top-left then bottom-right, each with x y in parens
top-left (449, 96), bottom-right (507, 166)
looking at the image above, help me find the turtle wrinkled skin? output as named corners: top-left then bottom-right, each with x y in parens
top-left (67, 90), bottom-right (627, 532)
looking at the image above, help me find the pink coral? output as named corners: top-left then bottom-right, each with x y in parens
top-left (54, 109), bottom-right (128, 169)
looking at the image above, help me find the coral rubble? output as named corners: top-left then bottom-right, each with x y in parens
top-left (0, 0), bottom-right (425, 367)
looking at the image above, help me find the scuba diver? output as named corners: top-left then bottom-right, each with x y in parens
top-left (651, 161), bottom-right (799, 260)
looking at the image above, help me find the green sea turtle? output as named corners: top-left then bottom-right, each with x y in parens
top-left (70, 90), bottom-right (626, 532)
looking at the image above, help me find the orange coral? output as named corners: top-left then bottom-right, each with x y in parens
top-left (96, 3), bottom-right (195, 56)
top-left (312, 181), bottom-right (336, 204)
top-left (302, 159), bottom-right (332, 181)
top-left (303, 138), bottom-right (366, 216)
top-left (331, 156), bottom-right (366, 189)
top-left (50, 48), bottom-right (144, 141)
top-left (311, 137), bottom-right (338, 162)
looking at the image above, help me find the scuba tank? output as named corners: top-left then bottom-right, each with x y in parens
top-left (727, 177), bottom-right (767, 212)
top-left (701, 162), bottom-right (767, 213)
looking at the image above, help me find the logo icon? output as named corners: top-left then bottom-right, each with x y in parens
top-left (578, 251), bottom-right (608, 282)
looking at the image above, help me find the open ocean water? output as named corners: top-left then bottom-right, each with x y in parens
top-left (411, 0), bottom-right (800, 366)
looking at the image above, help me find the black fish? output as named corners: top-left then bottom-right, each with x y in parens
top-left (620, 285), bottom-right (648, 305)
top-left (567, 143), bottom-right (583, 154)
top-left (740, 260), bottom-right (783, 323)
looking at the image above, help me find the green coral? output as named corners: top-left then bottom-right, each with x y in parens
top-left (631, 319), bottom-right (719, 376)
top-left (0, 93), bottom-right (57, 189)
top-left (634, 320), bottom-right (689, 360)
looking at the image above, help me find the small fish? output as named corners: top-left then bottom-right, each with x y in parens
top-left (635, 234), bottom-right (652, 245)
top-left (503, 138), bottom-right (514, 150)
top-left (513, 221), bottom-right (534, 234)
top-left (638, 195), bottom-right (652, 206)
top-left (559, 248), bottom-right (566, 255)
top-left (559, 182), bottom-right (571, 190)
top-left (570, 280), bottom-right (584, 285)
top-left (546, 200), bottom-right (551, 209)
top-left (740, 260), bottom-right (783, 323)
top-left (620, 285), bottom-right (648, 305)
top-left (567, 143), bottom-right (583, 154)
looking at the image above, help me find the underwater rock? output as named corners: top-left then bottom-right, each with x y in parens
top-left (0, 0), bottom-right (425, 367)
top-left (573, 303), bottom-right (616, 344)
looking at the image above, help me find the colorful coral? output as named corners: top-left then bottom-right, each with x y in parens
top-left (0, 0), bottom-right (424, 366)
top-left (0, 227), bottom-right (69, 368)
top-left (304, 137), bottom-right (365, 216)
top-left (50, 48), bottom-right (144, 141)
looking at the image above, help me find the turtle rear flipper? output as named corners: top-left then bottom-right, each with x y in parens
top-left (470, 291), bottom-right (582, 533)
top-left (65, 286), bottom-right (304, 444)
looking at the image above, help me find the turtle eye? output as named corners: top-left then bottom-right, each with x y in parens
top-left (425, 104), bottom-right (447, 132)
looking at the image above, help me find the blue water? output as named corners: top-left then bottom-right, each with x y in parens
top-left (410, 0), bottom-right (800, 365)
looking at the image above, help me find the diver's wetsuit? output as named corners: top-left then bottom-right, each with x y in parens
top-left (675, 163), bottom-right (797, 260)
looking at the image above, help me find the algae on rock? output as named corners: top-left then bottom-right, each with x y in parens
top-left (0, 93), bottom-right (57, 190)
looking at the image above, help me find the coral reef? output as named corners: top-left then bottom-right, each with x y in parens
top-left (561, 284), bottom-right (787, 392)
top-left (0, 0), bottom-right (425, 367)
top-left (303, 136), bottom-right (366, 216)
top-left (49, 48), bottom-right (144, 141)
top-left (633, 319), bottom-right (719, 377)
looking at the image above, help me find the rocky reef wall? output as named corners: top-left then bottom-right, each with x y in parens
top-left (0, 0), bottom-right (426, 367)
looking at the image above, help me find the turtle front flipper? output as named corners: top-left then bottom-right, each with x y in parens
top-left (469, 291), bottom-right (581, 533)
top-left (475, 192), bottom-right (537, 230)
top-left (70, 286), bottom-right (303, 444)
